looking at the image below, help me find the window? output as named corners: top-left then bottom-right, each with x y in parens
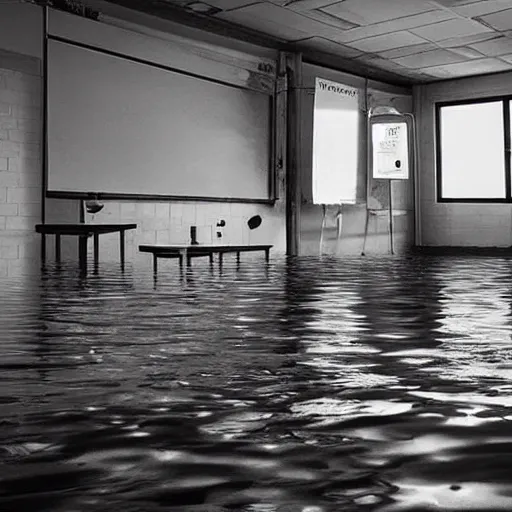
top-left (436, 98), bottom-right (511, 202)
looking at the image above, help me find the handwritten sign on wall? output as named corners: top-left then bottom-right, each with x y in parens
top-left (312, 77), bottom-right (359, 205)
top-left (372, 122), bottom-right (409, 180)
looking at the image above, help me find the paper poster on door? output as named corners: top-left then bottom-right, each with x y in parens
top-left (372, 122), bottom-right (409, 180)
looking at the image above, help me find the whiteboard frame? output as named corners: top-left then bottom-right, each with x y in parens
top-left (43, 10), bottom-right (278, 204)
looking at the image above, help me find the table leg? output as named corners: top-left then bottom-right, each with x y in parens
top-left (179, 249), bottom-right (188, 269)
top-left (78, 235), bottom-right (88, 271)
top-left (179, 249), bottom-right (190, 267)
top-left (153, 254), bottom-right (158, 273)
top-left (55, 234), bottom-right (61, 264)
top-left (119, 230), bottom-right (125, 269)
top-left (40, 234), bottom-right (46, 269)
top-left (93, 233), bottom-right (99, 268)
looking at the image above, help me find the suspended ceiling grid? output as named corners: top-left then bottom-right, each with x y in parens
top-left (95, 0), bottom-right (512, 84)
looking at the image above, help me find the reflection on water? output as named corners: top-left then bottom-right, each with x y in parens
top-left (2, 254), bottom-right (512, 511)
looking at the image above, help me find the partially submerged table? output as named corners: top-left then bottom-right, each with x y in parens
top-left (139, 244), bottom-right (272, 272)
top-left (36, 223), bottom-right (137, 269)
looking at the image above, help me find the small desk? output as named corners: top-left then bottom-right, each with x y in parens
top-left (139, 244), bottom-right (272, 272)
top-left (36, 224), bottom-right (137, 269)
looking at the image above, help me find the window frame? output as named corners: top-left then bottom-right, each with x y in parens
top-left (435, 95), bottom-right (512, 203)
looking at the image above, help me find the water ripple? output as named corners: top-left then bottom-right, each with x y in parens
top-left (1, 255), bottom-right (512, 511)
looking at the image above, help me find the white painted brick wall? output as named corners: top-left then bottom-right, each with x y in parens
top-left (0, 67), bottom-right (41, 276)
top-left (85, 199), bottom-right (285, 268)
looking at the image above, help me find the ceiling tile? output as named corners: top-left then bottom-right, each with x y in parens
top-left (216, 1), bottom-right (341, 40)
top-left (421, 57), bottom-right (512, 77)
top-left (410, 18), bottom-right (493, 42)
top-left (319, 0), bottom-right (434, 26)
top-left (299, 9), bottom-right (360, 30)
top-left (217, 4), bottom-right (311, 40)
top-left (453, 0), bottom-right (512, 17)
top-left (201, 0), bottom-right (260, 10)
top-left (283, 0), bottom-right (343, 10)
top-left (478, 9), bottom-right (512, 32)
top-left (436, 32), bottom-right (503, 48)
top-left (331, 9), bottom-right (458, 44)
top-left (500, 53), bottom-right (512, 64)
top-left (448, 46), bottom-right (486, 59)
top-left (469, 36), bottom-right (512, 56)
top-left (292, 37), bottom-right (364, 58)
top-left (432, 0), bottom-right (479, 6)
top-left (393, 49), bottom-right (466, 69)
top-left (421, 66), bottom-right (456, 79)
top-left (345, 31), bottom-right (428, 52)
top-left (353, 53), bottom-right (424, 78)
top-left (377, 42), bottom-right (438, 59)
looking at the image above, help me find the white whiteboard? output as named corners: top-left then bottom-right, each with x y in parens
top-left (312, 77), bottom-right (360, 204)
top-left (47, 40), bottom-right (271, 199)
top-left (372, 122), bottom-right (409, 180)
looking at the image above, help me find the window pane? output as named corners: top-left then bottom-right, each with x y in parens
top-left (440, 101), bottom-right (505, 199)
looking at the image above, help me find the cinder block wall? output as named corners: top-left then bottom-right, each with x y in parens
top-left (0, 64), bottom-right (42, 277)
top-left (84, 198), bottom-right (286, 268)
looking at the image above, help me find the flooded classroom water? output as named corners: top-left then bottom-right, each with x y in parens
top-left (2, 253), bottom-right (512, 512)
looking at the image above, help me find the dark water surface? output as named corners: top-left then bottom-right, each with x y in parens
top-left (2, 254), bottom-right (512, 512)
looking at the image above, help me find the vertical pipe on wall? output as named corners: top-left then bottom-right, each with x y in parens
top-left (404, 112), bottom-right (419, 248)
top-left (388, 180), bottom-right (394, 255)
top-left (364, 79), bottom-right (371, 207)
top-left (273, 52), bottom-right (287, 202)
top-left (285, 52), bottom-right (302, 256)
top-left (412, 86), bottom-right (422, 247)
top-left (362, 79), bottom-right (371, 256)
top-left (41, 4), bottom-right (49, 263)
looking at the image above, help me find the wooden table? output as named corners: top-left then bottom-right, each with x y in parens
top-left (36, 224), bottom-right (137, 269)
top-left (139, 244), bottom-right (272, 272)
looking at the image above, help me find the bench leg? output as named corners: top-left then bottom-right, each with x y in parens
top-left (40, 234), bottom-right (47, 270)
top-left (93, 233), bottom-right (99, 269)
top-left (78, 235), bottom-right (88, 271)
top-left (55, 234), bottom-right (61, 264)
top-left (119, 230), bottom-right (125, 270)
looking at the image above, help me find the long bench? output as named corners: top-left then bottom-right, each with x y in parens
top-left (139, 244), bottom-right (272, 272)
